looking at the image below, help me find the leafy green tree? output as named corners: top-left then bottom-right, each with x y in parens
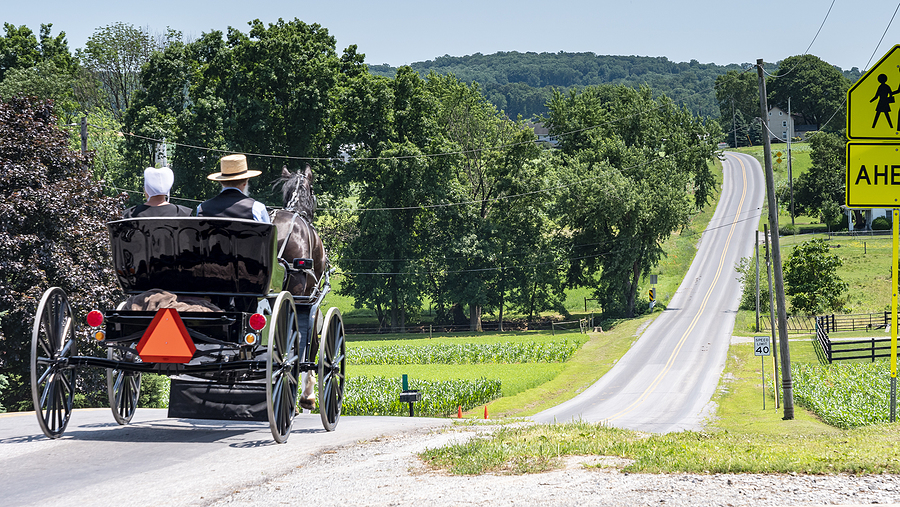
top-left (734, 256), bottom-right (769, 312)
top-left (783, 238), bottom-right (847, 315)
top-left (0, 23), bottom-right (75, 82)
top-left (0, 60), bottom-right (77, 112)
top-left (0, 98), bottom-right (124, 411)
top-left (77, 23), bottom-right (177, 120)
top-left (124, 19), bottom-right (358, 204)
top-left (425, 73), bottom-right (542, 331)
top-left (781, 130), bottom-right (845, 227)
top-left (715, 69), bottom-right (758, 120)
top-left (767, 54), bottom-right (850, 131)
top-left (715, 70), bottom-right (759, 147)
top-left (545, 84), bottom-right (721, 317)
top-left (339, 67), bottom-right (445, 331)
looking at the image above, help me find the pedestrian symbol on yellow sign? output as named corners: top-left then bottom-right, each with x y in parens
top-left (871, 73), bottom-right (897, 130)
top-left (847, 45), bottom-right (900, 140)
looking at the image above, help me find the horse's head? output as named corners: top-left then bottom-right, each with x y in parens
top-left (277, 165), bottom-right (316, 220)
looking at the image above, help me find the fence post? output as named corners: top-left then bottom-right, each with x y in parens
top-left (873, 336), bottom-right (877, 363)
top-left (551, 322), bottom-right (555, 336)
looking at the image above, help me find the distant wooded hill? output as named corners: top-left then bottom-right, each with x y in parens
top-left (368, 52), bottom-right (862, 120)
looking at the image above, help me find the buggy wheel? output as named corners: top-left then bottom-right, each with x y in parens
top-left (30, 287), bottom-right (77, 439)
top-left (107, 344), bottom-right (142, 425)
top-left (318, 307), bottom-right (345, 431)
top-left (266, 291), bottom-right (301, 443)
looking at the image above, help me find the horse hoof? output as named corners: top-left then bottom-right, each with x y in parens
top-left (299, 398), bottom-right (315, 410)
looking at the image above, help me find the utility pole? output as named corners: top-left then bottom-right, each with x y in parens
top-left (80, 116), bottom-right (88, 153)
top-left (788, 97), bottom-right (795, 227)
top-left (755, 229), bottom-right (760, 332)
top-left (732, 97), bottom-right (737, 148)
top-left (764, 224), bottom-right (780, 408)
top-left (757, 59), bottom-right (794, 419)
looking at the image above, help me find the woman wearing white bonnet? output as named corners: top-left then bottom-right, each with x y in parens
top-left (122, 166), bottom-right (192, 218)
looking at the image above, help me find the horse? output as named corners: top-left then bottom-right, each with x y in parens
top-left (271, 165), bottom-right (327, 297)
top-left (271, 164), bottom-right (329, 410)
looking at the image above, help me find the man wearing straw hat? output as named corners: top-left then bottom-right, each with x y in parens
top-left (197, 154), bottom-right (270, 223)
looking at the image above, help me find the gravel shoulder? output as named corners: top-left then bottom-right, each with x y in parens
top-left (204, 423), bottom-right (900, 507)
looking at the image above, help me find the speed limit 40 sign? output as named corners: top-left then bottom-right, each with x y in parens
top-left (754, 336), bottom-right (771, 356)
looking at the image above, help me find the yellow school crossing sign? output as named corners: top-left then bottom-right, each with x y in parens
top-left (847, 44), bottom-right (900, 207)
top-left (845, 46), bottom-right (900, 420)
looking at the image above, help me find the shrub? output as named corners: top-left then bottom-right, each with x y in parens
top-left (872, 216), bottom-right (892, 231)
top-left (734, 256), bottom-right (770, 312)
top-left (0, 97), bottom-right (125, 410)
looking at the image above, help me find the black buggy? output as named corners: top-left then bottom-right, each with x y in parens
top-left (29, 217), bottom-right (346, 443)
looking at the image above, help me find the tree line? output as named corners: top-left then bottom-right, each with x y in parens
top-left (370, 51), bottom-right (863, 122)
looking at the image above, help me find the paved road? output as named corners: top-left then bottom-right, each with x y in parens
top-left (0, 408), bottom-right (450, 506)
top-left (533, 151), bottom-right (765, 432)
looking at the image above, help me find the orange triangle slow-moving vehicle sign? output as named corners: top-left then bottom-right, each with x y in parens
top-left (136, 308), bottom-right (197, 363)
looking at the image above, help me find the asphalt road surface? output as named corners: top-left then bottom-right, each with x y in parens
top-left (0, 408), bottom-right (451, 506)
top-left (533, 151), bottom-right (766, 432)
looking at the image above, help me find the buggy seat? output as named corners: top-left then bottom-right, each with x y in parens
top-left (107, 217), bottom-right (282, 297)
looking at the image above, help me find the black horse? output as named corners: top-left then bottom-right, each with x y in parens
top-left (271, 165), bottom-right (329, 410)
top-left (271, 165), bottom-right (328, 297)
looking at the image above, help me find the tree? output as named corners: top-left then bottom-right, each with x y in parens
top-left (0, 98), bottom-right (124, 411)
top-left (782, 130), bottom-right (845, 227)
top-left (715, 70), bottom-right (758, 122)
top-left (124, 19), bottom-right (356, 204)
top-left (767, 55), bottom-right (850, 132)
top-left (425, 73), bottom-right (542, 331)
top-left (545, 84), bottom-right (721, 317)
top-left (783, 238), bottom-right (847, 315)
top-left (0, 23), bottom-right (75, 83)
top-left (338, 67), bottom-right (445, 332)
top-left (78, 23), bottom-right (177, 120)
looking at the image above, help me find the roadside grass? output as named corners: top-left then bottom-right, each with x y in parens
top-left (421, 338), bottom-right (900, 475)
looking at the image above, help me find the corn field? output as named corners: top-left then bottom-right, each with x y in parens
top-left (791, 362), bottom-right (892, 429)
top-left (341, 376), bottom-right (502, 417)
top-left (348, 339), bottom-right (582, 365)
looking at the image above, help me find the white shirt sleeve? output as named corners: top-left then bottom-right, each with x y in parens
top-left (252, 201), bottom-right (271, 223)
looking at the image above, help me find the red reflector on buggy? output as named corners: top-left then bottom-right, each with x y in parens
top-left (249, 313), bottom-right (267, 331)
top-left (86, 310), bottom-right (104, 328)
top-left (136, 308), bottom-right (196, 363)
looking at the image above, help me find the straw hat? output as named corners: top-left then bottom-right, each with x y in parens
top-left (207, 154), bottom-right (262, 181)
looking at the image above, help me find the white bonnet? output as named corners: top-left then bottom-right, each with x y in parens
top-left (144, 166), bottom-right (174, 198)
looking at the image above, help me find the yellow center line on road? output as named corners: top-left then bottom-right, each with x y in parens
top-left (606, 154), bottom-right (750, 423)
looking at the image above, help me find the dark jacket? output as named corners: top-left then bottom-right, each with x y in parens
top-left (197, 188), bottom-right (258, 220)
top-left (123, 203), bottom-right (192, 218)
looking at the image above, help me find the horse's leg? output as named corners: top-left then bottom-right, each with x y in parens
top-left (299, 371), bottom-right (316, 410)
top-left (299, 307), bottom-right (322, 410)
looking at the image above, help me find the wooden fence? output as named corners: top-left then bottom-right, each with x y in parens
top-left (761, 312), bottom-right (889, 334)
top-left (815, 315), bottom-right (896, 363)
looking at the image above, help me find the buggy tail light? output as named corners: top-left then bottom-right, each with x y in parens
top-left (243, 333), bottom-right (258, 346)
top-left (93, 330), bottom-right (106, 342)
top-left (86, 310), bottom-right (104, 328)
top-left (249, 313), bottom-right (267, 331)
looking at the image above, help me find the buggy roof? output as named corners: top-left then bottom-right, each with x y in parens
top-left (107, 217), bottom-right (277, 296)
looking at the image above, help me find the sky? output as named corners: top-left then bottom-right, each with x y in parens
top-left (4, 1), bottom-right (900, 72)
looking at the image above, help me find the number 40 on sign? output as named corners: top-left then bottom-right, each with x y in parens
top-left (754, 336), bottom-right (771, 356)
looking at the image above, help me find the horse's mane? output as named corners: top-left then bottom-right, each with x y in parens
top-left (276, 165), bottom-right (316, 220)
